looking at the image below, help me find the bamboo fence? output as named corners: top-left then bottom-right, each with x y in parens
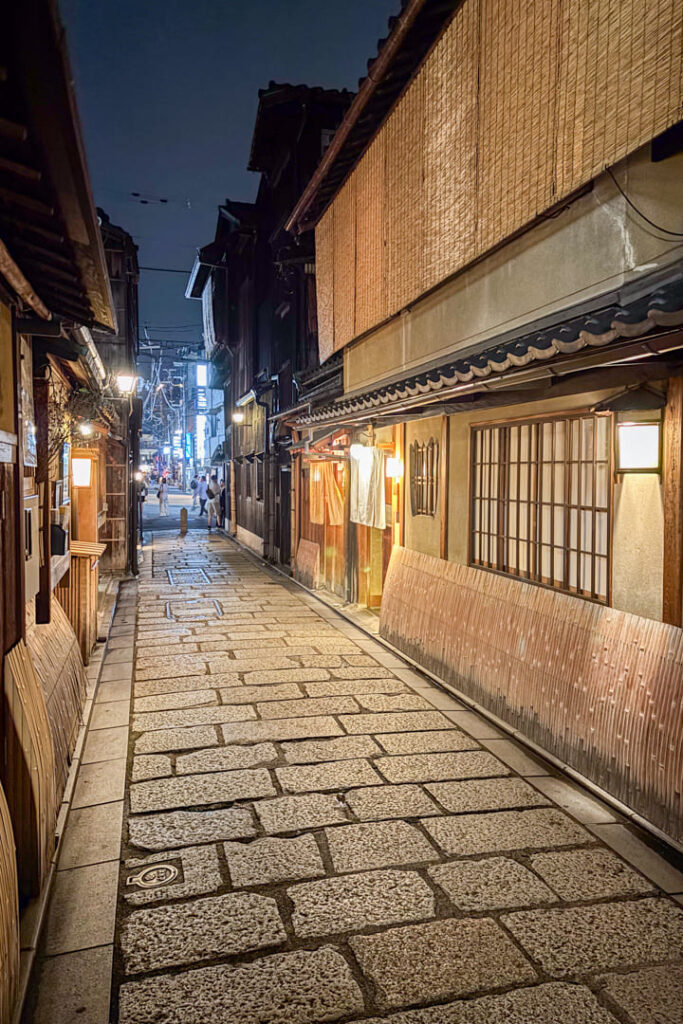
top-left (0, 780), bottom-right (19, 1024)
top-left (380, 546), bottom-right (683, 844)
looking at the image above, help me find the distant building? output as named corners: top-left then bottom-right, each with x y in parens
top-left (186, 82), bottom-right (351, 560)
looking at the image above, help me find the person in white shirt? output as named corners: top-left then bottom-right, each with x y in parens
top-left (197, 475), bottom-right (208, 516)
top-left (207, 475), bottom-right (221, 531)
top-left (157, 478), bottom-right (169, 516)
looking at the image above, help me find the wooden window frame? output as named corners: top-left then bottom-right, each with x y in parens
top-left (468, 411), bottom-right (613, 604)
top-left (409, 438), bottom-right (439, 516)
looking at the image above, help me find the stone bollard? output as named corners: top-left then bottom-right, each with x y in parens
top-left (179, 507), bottom-right (188, 535)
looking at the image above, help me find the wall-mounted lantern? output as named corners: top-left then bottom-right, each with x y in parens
top-left (116, 373), bottom-right (136, 395)
top-left (232, 411), bottom-right (245, 424)
top-left (72, 456), bottom-right (92, 488)
top-left (615, 421), bottom-right (662, 473)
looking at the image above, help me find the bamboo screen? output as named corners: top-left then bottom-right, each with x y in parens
top-left (314, 0), bottom-right (683, 359)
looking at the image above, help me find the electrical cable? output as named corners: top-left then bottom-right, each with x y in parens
top-left (605, 167), bottom-right (683, 237)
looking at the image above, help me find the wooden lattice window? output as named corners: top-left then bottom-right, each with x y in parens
top-left (244, 461), bottom-right (252, 500)
top-left (256, 459), bottom-right (264, 501)
top-left (410, 438), bottom-right (439, 516)
top-left (470, 413), bottom-right (611, 602)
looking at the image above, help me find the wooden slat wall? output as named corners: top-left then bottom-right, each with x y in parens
top-left (27, 600), bottom-right (86, 803)
top-left (314, 0), bottom-right (683, 357)
top-left (2, 641), bottom-right (56, 901)
top-left (380, 546), bottom-right (683, 845)
top-left (0, 780), bottom-right (19, 1024)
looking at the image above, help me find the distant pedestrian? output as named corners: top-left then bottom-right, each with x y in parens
top-left (219, 478), bottom-right (226, 527)
top-left (190, 474), bottom-right (199, 508)
top-left (207, 475), bottom-right (220, 530)
top-left (157, 478), bottom-right (169, 516)
top-left (197, 475), bottom-right (208, 515)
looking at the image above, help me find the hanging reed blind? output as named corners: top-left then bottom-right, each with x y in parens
top-left (314, 0), bottom-right (682, 360)
top-left (470, 413), bottom-right (612, 602)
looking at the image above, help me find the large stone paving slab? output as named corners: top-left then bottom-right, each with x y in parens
top-left (425, 777), bottom-right (549, 813)
top-left (349, 917), bottom-right (536, 1008)
top-left (176, 743), bottom-right (278, 775)
top-left (348, 982), bottom-right (619, 1023)
top-left (224, 835), bottom-right (325, 887)
top-left (502, 898), bottom-right (683, 976)
top-left (127, 807), bottom-right (256, 850)
top-left (124, 845), bottom-right (222, 905)
top-left (121, 892), bottom-right (286, 973)
top-left (280, 734), bottom-right (382, 763)
top-left (428, 857), bottom-right (555, 911)
top-left (256, 695), bottom-right (360, 719)
top-left (339, 711), bottom-right (451, 734)
top-left (118, 946), bottom-right (365, 1024)
top-left (326, 820), bottom-right (439, 874)
top-left (133, 689), bottom-right (218, 712)
top-left (422, 808), bottom-right (593, 855)
top-left (529, 847), bottom-right (656, 901)
top-left (346, 784), bottom-right (441, 820)
top-left (276, 758), bottom-right (382, 793)
top-left (304, 678), bottom-right (407, 697)
top-left (130, 768), bottom-right (275, 812)
top-left (221, 715), bottom-right (344, 745)
top-left (289, 868), bottom-right (435, 936)
top-left (598, 964), bottom-right (683, 1024)
top-left (375, 751), bottom-right (510, 783)
top-left (376, 729), bottom-right (478, 755)
top-left (134, 725), bottom-right (220, 755)
top-left (132, 703), bottom-right (256, 732)
top-left (256, 792), bottom-right (349, 833)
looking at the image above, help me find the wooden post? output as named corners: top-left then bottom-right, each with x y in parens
top-left (34, 373), bottom-right (50, 623)
top-left (663, 376), bottom-right (683, 625)
top-left (440, 414), bottom-right (449, 560)
top-left (399, 422), bottom-right (406, 546)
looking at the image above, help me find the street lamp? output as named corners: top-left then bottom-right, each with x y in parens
top-left (116, 373), bottom-right (136, 395)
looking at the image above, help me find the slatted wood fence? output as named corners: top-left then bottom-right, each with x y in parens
top-left (0, 780), bottom-right (19, 1024)
top-left (380, 546), bottom-right (683, 844)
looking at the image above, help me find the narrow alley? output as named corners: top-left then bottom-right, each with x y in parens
top-left (26, 529), bottom-right (683, 1024)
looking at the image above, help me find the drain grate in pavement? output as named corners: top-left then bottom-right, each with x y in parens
top-left (166, 569), bottom-right (210, 585)
top-left (126, 862), bottom-right (180, 892)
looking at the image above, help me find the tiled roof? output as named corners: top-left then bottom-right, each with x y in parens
top-left (295, 276), bottom-right (683, 425)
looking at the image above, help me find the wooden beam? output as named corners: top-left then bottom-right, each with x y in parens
top-left (0, 116), bottom-right (27, 142)
top-left (663, 376), bottom-right (683, 625)
top-left (33, 375), bottom-right (51, 623)
top-left (440, 414), bottom-right (449, 560)
top-left (0, 155), bottom-right (41, 182)
top-left (0, 185), bottom-right (53, 217)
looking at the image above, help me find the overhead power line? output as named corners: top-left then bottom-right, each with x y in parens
top-left (139, 265), bottom-right (191, 274)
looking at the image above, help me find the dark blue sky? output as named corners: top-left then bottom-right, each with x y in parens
top-left (60, 0), bottom-right (397, 349)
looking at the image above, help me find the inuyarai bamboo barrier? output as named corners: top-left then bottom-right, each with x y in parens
top-left (380, 546), bottom-right (683, 845)
top-left (294, 539), bottom-right (321, 591)
top-left (0, 780), bottom-right (19, 1024)
top-left (27, 599), bottom-right (87, 802)
top-left (2, 641), bottom-right (57, 901)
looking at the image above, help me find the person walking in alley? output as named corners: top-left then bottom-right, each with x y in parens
top-left (190, 473), bottom-right (199, 509)
top-left (219, 478), bottom-right (226, 528)
top-left (157, 477), bottom-right (169, 516)
top-left (207, 474), bottom-right (221, 530)
top-left (197, 474), bottom-right (208, 516)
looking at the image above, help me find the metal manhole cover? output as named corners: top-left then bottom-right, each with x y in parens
top-left (126, 863), bottom-right (179, 890)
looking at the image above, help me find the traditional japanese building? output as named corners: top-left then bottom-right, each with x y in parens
top-left (0, 2), bottom-right (121, 1017)
top-left (186, 82), bottom-right (352, 563)
top-left (285, 0), bottom-right (683, 845)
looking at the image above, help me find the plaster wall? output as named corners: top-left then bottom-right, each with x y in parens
top-left (344, 150), bottom-right (683, 395)
top-left (404, 416), bottom-right (443, 559)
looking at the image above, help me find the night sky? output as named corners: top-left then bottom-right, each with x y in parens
top-left (60, 0), bottom-right (397, 355)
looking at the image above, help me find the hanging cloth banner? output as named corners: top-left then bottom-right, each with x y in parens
top-left (309, 461), bottom-right (345, 526)
top-left (350, 446), bottom-right (386, 530)
top-left (322, 462), bottom-right (344, 526)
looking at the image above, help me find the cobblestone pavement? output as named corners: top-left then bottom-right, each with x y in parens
top-left (113, 531), bottom-right (683, 1024)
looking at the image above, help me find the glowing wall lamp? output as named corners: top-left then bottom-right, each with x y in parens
top-left (232, 411), bottom-right (245, 424)
top-left (72, 457), bottom-right (92, 488)
top-left (616, 421), bottom-right (662, 473)
top-left (116, 373), bottom-right (136, 395)
top-left (386, 456), bottom-right (404, 479)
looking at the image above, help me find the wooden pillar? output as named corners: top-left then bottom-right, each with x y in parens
top-left (663, 376), bottom-right (683, 625)
top-left (34, 374), bottom-right (50, 624)
top-left (440, 414), bottom-right (449, 560)
top-left (399, 422), bottom-right (406, 546)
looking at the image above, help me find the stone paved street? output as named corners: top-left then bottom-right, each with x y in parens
top-left (110, 531), bottom-right (683, 1024)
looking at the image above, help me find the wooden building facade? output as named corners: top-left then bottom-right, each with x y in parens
top-left (186, 83), bottom-right (351, 563)
top-left (285, 0), bottom-right (683, 845)
top-left (0, 3), bottom-right (120, 1019)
